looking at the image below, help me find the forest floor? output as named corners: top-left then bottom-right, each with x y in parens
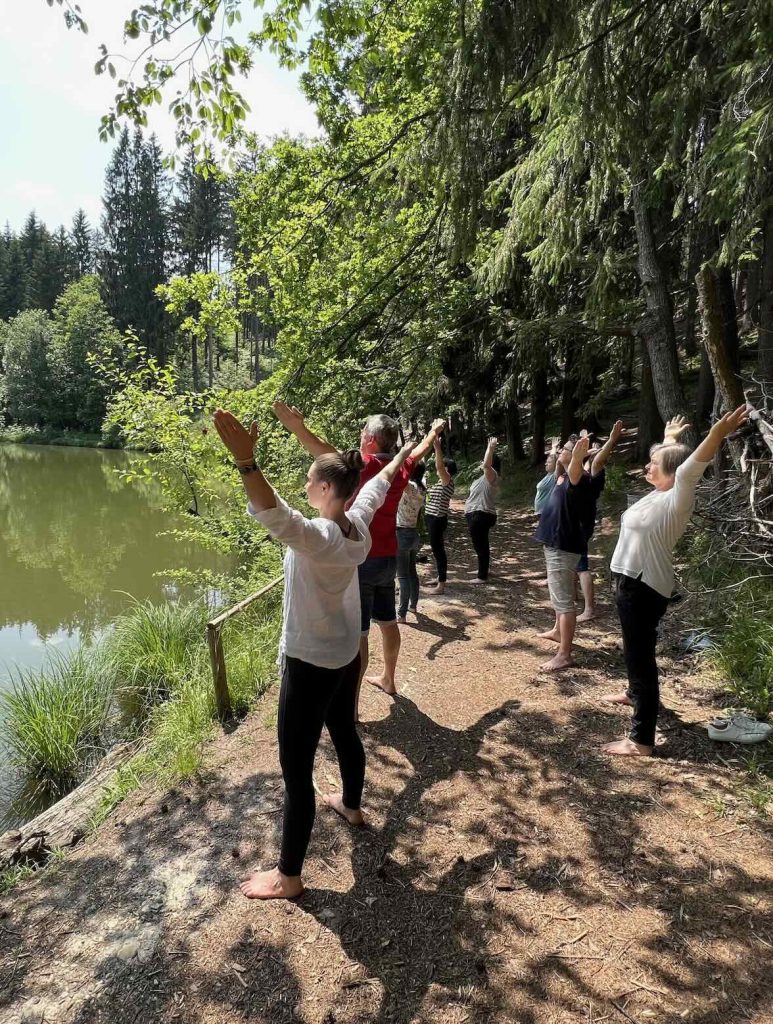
top-left (1, 498), bottom-right (771, 1024)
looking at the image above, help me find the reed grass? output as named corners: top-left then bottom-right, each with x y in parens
top-left (0, 650), bottom-right (113, 793)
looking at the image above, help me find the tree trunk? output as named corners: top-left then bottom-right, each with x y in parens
top-left (621, 335), bottom-right (635, 390)
top-left (696, 346), bottom-right (715, 427)
top-left (206, 325), bottom-right (214, 388)
top-left (505, 397), bottom-right (525, 461)
top-left (191, 335), bottom-right (200, 392)
top-left (717, 265), bottom-right (741, 376)
top-left (759, 208), bottom-right (773, 405)
top-left (637, 338), bottom-right (664, 461)
top-left (743, 258), bottom-right (761, 331)
top-left (695, 264), bottom-right (745, 413)
top-left (560, 341), bottom-right (578, 440)
top-left (530, 367), bottom-right (548, 465)
top-left (631, 185), bottom-right (692, 435)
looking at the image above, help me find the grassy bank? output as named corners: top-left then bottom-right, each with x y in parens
top-left (0, 589), bottom-right (282, 850)
top-left (0, 425), bottom-right (123, 448)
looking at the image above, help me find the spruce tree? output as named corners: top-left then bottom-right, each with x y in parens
top-left (70, 209), bottom-right (94, 276)
top-left (99, 127), bottom-right (170, 361)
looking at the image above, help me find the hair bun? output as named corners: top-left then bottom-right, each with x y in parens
top-left (341, 448), bottom-right (365, 472)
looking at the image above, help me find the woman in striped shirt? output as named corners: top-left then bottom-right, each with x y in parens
top-left (425, 436), bottom-right (457, 595)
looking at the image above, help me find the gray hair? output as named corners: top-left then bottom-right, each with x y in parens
top-left (363, 413), bottom-right (399, 452)
top-left (650, 443), bottom-right (692, 476)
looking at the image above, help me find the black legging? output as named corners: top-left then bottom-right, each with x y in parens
top-left (425, 513), bottom-right (449, 582)
top-left (465, 511), bottom-right (497, 580)
top-left (277, 652), bottom-right (363, 877)
top-left (614, 573), bottom-right (669, 746)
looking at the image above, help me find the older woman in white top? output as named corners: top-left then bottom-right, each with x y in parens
top-left (602, 405), bottom-right (748, 757)
top-left (214, 407), bottom-right (414, 899)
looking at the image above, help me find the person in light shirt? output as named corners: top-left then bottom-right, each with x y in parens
top-left (213, 405), bottom-right (415, 900)
top-left (602, 405), bottom-right (748, 756)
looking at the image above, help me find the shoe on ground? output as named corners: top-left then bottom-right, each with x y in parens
top-left (707, 715), bottom-right (772, 744)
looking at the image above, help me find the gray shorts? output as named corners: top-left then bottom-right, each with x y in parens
top-left (544, 546), bottom-right (579, 614)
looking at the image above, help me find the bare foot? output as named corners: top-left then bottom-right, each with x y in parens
top-left (601, 691), bottom-right (634, 706)
top-left (576, 607), bottom-right (597, 622)
top-left (541, 652), bottom-right (573, 672)
top-left (601, 738), bottom-right (653, 757)
top-left (397, 616), bottom-right (407, 624)
top-left (427, 582), bottom-right (445, 594)
top-left (469, 578), bottom-right (488, 585)
top-left (239, 867), bottom-right (304, 900)
top-left (365, 674), bottom-right (397, 696)
top-left (323, 793), bottom-right (365, 827)
top-left (538, 627), bottom-right (561, 642)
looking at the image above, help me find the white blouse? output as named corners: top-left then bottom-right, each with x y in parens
top-left (610, 454), bottom-right (711, 597)
top-left (249, 477), bottom-right (389, 669)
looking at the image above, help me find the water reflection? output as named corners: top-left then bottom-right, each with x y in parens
top-left (0, 444), bottom-right (224, 658)
top-left (0, 443), bottom-right (230, 826)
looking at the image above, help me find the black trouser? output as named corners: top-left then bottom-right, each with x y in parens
top-left (614, 574), bottom-right (670, 746)
top-left (277, 653), bottom-right (364, 876)
top-left (425, 513), bottom-right (449, 582)
top-left (465, 511), bottom-right (497, 580)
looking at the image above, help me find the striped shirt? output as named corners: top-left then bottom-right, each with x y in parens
top-left (426, 480), bottom-right (455, 517)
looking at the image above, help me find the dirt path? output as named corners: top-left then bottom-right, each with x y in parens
top-left (1, 501), bottom-right (771, 1024)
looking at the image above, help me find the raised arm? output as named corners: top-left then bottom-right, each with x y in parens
top-left (272, 400), bottom-right (337, 458)
top-left (213, 409), bottom-right (276, 512)
top-left (568, 435), bottom-right (589, 485)
top-left (377, 441), bottom-right (417, 484)
top-left (410, 418), bottom-right (446, 462)
top-left (691, 405), bottom-right (749, 464)
top-left (434, 437), bottom-right (451, 486)
top-left (590, 420), bottom-right (624, 476)
top-left (662, 414), bottom-right (691, 447)
top-left (483, 436), bottom-right (498, 483)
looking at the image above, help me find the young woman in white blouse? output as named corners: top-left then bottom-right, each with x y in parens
top-left (213, 407), bottom-right (414, 899)
top-left (602, 405), bottom-right (748, 757)
top-left (464, 436), bottom-right (501, 582)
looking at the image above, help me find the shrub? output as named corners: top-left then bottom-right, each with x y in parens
top-left (710, 601), bottom-right (773, 717)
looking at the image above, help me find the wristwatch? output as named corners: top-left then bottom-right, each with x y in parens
top-left (236, 460), bottom-right (259, 475)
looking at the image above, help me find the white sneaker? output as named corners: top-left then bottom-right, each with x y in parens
top-left (707, 715), bottom-right (772, 744)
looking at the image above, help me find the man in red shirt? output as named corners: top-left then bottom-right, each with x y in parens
top-left (272, 403), bottom-right (445, 715)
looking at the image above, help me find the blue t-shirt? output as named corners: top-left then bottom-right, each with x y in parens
top-left (534, 470), bottom-right (605, 554)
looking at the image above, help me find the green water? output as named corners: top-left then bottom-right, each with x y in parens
top-left (0, 443), bottom-right (228, 821)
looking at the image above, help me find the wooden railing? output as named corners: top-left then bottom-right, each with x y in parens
top-left (206, 577), bottom-right (283, 721)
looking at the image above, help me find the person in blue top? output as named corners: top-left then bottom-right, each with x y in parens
top-left (534, 423), bottom-right (623, 671)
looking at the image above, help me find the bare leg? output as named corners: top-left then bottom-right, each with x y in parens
top-left (538, 613), bottom-right (561, 642)
top-left (323, 793), bottom-right (365, 826)
top-left (541, 611), bottom-right (575, 671)
top-left (576, 571), bottom-right (596, 621)
top-left (365, 621), bottom-right (400, 695)
top-left (354, 634), bottom-right (369, 722)
top-left (239, 867), bottom-right (303, 900)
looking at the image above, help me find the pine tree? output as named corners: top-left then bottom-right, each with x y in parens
top-left (99, 127), bottom-right (170, 361)
top-left (70, 209), bottom-right (94, 276)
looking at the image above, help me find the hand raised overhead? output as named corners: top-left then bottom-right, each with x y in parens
top-left (272, 401), bottom-right (305, 431)
top-left (664, 414), bottom-right (691, 443)
top-left (213, 409), bottom-right (258, 463)
top-left (712, 404), bottom-right (749, 438)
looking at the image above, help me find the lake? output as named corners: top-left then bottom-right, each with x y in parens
top-left (0, 443), bottom-right (228, 824)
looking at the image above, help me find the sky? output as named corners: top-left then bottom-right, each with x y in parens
top-left (0, 0), bottom-right (319, 233)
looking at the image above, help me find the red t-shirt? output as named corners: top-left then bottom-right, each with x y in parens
top-left (349, 453), bottom-right (416, 558)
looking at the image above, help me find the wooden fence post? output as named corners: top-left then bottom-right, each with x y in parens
top-left (207, 623), bottom-right (232, 722)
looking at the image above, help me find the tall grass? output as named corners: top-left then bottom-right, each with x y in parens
top-left (1, 590), bottom-right (283, 817)
top-left (102, 598), bottom-right (209, 727)
top-left (709, 604), bottom-right (773, 718)
top-left (0, 650), bottom-right (113, 793)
